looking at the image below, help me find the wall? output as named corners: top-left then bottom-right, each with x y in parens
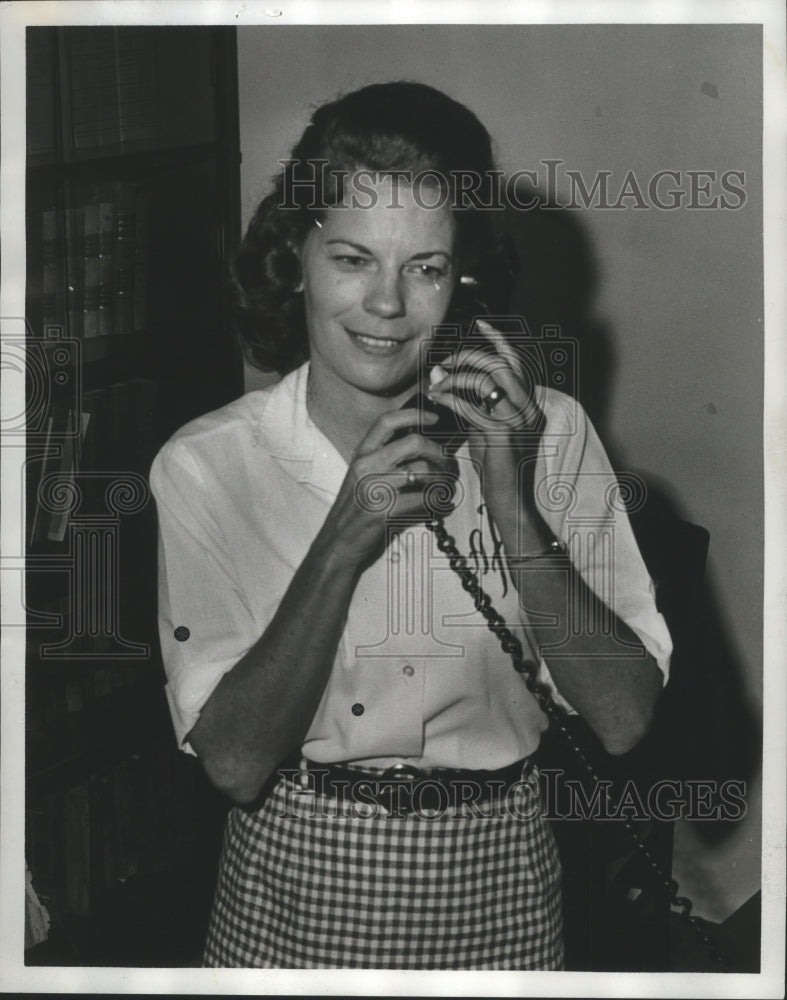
top-left (237, 24), bottom-right (762, 922)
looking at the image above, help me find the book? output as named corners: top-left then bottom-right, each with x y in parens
top-left (41, 209), bottom-right (66, 336)
top-left (64, 207), bottom-right (85, 340)
top-left (82, 203), bottom-right (100, 339)
top-left (28, 413), bottom-right (55, 547)
top-left (66, 27), bottom-right (158, 152)
top-left (97, 201), bottom-right (114, 336)
top-left (46, 408), bottom-right (89, 544)
top-left (113, 185), bottom-right (136, 336)
top-left (67, 28), bottom-right (120, 150)
top-left (116, 29), bottom-right (157, 145)
top-left (133, 187), bottom-right (149, 332)
top-left (44, 408), bottom-right (74, 543)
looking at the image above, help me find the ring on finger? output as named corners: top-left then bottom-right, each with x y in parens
top-left (481, 384), bottom-right (507, 414)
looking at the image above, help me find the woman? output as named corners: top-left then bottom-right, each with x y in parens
top-left (150, 81), bottom-right (672, 969)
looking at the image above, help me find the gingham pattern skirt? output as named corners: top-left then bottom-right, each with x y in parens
top-left (203, 764), bottom-right (564, 969)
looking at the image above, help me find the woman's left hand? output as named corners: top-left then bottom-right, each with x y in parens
top-left (426, 319), bottom-right (551, 551)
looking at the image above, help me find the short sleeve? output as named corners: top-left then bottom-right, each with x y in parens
top-left (149, 440), bottom-right (259, 754)
top-left (528, 391), bottom-right (673, 711)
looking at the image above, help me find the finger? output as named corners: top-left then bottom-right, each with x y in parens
top-left (393, 472), bottom-right (460, 517)
top-left (437, 344), bottom-right (523, 401)
top-left (423, 382), bottom-right (496, 439)
top-left (430, 371), bottom-right (542, 431)
top-left (430, 368), bottom-right (522, 416)
top-left (438, 364), bottom-right (524, 408)
top-left (440, 342), bottom-right (501, 379)
top-left (375, 431), bottom-right (451, 469)
top-left (475, 319), bottom-right (523, 375)
top-left (357, 407), bottom-right (439, 455)
top-left (352, 468), bottom-right (458, 523)
top-left (399, 459), bottom-right (433, 477)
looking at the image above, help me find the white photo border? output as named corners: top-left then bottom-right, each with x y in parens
top-left (1, 1), bottom-right (784, 996)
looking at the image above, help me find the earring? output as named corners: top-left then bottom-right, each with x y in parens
top-left (294, 279), bottom-right (303, 293)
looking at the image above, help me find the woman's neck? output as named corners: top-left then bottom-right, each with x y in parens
top-left (306, 363), bottom-right (420, 463)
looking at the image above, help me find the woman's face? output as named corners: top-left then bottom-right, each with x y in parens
top-left (298, 174), bottom-right (456, 400)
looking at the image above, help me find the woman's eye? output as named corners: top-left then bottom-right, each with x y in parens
top-left (405, 263), bottom-right (449, 281)
top-left (332, 255), bottom-right (372, 269)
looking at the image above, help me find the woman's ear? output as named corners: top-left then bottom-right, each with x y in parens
top-left (285, 239), bottom-right (304, 293)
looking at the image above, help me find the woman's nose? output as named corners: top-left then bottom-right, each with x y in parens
top-left (363, 268), bottom-right (406, 319)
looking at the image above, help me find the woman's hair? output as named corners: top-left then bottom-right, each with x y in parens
top-left (233, 81), bottom-right (517, 374)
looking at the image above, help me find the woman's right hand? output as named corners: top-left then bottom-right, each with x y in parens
top-left (321, 408), bottom-right (455, 569)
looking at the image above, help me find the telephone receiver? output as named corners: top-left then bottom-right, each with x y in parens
top-left (398, 391), bottom-right (468, 457)
top-left (397, 326), bottom-right (504, 455)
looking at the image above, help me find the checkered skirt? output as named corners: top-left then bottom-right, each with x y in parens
top-left (203, 766), bottom-right (564, 969)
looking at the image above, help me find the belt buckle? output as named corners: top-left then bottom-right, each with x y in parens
top-left (381, 762), bottom-right (424, 782)
top-left (378, 763), bottom-right (423, 816)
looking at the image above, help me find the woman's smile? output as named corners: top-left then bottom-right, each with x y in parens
top-left (346, 328), bottom-right (410, 355)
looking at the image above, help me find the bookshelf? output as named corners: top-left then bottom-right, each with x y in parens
top-left (24, 26), bottom-right (242, 963)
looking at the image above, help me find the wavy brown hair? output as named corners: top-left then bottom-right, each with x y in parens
top-left (232, 81), bottom-right (517, 374)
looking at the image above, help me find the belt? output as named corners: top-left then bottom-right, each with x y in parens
top-left (279, 755), bottom-right (536, 816)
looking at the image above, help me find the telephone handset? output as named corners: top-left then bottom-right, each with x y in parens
top-left (397, 390), bottom-right (468, 456)
top-left (394, 380), bottom-right (727, 969)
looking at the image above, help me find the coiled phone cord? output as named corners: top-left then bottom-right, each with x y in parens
top-left (426, 512), bottom-right (729, 970)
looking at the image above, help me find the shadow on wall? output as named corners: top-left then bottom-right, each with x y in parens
top-left (502, 187), bottom-right (761, 836)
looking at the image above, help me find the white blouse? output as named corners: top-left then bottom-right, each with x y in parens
top-left (150, 363), bottom-right (672, 770)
